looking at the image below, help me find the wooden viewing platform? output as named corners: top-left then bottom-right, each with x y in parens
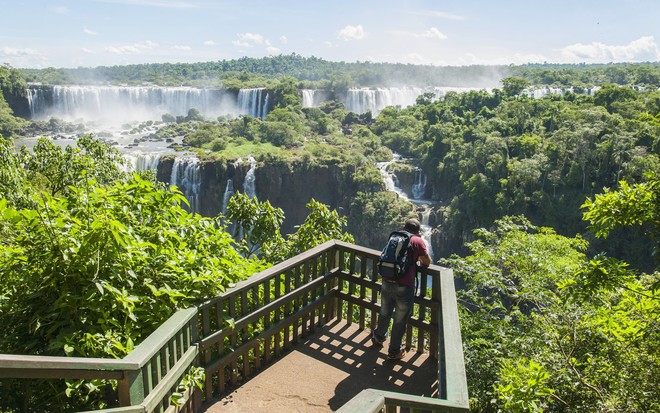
top-left (0, 240), bottom-right (469, 413)
top-left (204, 319), bottom-right (439, 412)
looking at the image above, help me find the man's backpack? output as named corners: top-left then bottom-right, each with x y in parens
top-left (377, 231), bottom-right (413, 280)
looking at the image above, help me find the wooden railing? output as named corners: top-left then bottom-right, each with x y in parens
top-left (336, 388), bottom-right (469, 413)
top-left (0, 240), bottom-right (469, 412)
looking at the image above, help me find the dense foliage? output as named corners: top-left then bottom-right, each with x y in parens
top-left (444, 211), bottom-right (659, 412)
top-left (368, 85), bottom-right (660, 270)
top-left (18, 54), bottom-right (509, 88)
top-left (0, 135), bottom-right (353, 411)
top-left (0, 65), bottom-right (26, 137)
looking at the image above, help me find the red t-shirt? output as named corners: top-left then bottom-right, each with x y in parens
top-left (395, 235), bottom-right (429, 287)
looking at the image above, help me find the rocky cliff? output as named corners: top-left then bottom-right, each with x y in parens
top-left (157, 158), bottom-right (352, 235)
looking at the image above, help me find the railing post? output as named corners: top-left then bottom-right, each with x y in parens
top-left (430, 270), bottom-right (441, 363)
top-left (330, 245), bottom-right (340, 321)
top-left (118, 368), bottom-right (145, 406)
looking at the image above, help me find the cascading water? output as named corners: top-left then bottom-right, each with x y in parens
top-left (121, 152), bottom-right (161, 173)
top-left (411, 168), bottom-right (427, 200)
top-left (170, 156), bottom-right (202, 213)
top-left (301, 89), bottom-right (316, 108)
top-left (222, 179), bottom-right (235, 214)
top-left (523, 86), bottom-right (600, 98)
top-left (243, 156), bottom-right (257, 198)
top-left (377, 154), bottom-right (435, 260)
top-left (237, 88), bottom-right (270, 119)
top-left (376, 154), bottom-right (408, 199)
top-left (345, 86), bottom-right (479, 115)
top-left (25, 85), bottom-right (237, 122)
top-left (419, 208), bottom-right (434, 261)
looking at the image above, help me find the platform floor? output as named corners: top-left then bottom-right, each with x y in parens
top-left (200, 319), bottom-right (439, 412)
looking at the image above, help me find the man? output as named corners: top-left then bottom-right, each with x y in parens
top-left (372, 218), bottom-right (431, 360)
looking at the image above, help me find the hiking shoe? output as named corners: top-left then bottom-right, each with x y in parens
top-left (371, 332), bottom-right (385, 347)
top-left (387, 349), bottom-right (406, 360)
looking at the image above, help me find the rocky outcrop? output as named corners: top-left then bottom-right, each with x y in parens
top-left (255, 163), bottom-right (348, 233)
top-left (4, 88), bottom-right (31, 119)
top-left (157, 158), bottom-right (352, 234)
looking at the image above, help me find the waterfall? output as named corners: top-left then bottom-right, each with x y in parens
top-left (170, 156), bottom-right (202, 213)
top-left (377, 154), bottom-right (436, 261)
top-left (523, 86), bottom-right (601, 98)
top-left (243, 156), bottom-right (257, 198)
top-left (237, 88), bottom-right (270, 119)
top-left (411, 168), bottom-right (427, 200)
top-left (26, 88), bottom-right (46, 119)
top-left (419, 208), bottom-right (434, 261)
top-left (302, 89), bottom-right (316, 107)
top-left (376, 155), bottom-right (408, 200)
top-left (25, 85), bottom-right (237, 122)
top-left (222, 179), bottom-right (235, 213)
top-left (345, 86), bottom-right (483, 115)
top-left (345, 87), bottom-right (423, 115)
top-left (121, 152), bottom-right (161, 173)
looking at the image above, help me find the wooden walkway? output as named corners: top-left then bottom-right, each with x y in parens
top-left (200, 319), bottom-right (439, 412)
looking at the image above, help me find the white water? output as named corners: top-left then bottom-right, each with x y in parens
top-left (222, 179), bottom-right (235, 213)
top-left (345, 86), bottom-right (480, 115)
top-left (376, 155), bottom-right (408, 199)
top-left (121, 152), bottom-right (161, 173)
top-left (237, 88), bottom-right (270, 119)
top-left (243, 156), bottom-right (257, 198)
top-left (26, 85), bottom-right (238, 122)
top-left (170, 156), bottom-right (202, 213)
top-left (377, 154), bottom-right (434, 260)
top-left (302, 89), bottom-right (316, 108)
top-left (420, 208), bottom-right (434, 259)
top-left (411, 168), bottom-right (427, 200)
top-left (346, 87), bottom-right (424, 116)
top-left (523, 86), bottom-right (601, 99)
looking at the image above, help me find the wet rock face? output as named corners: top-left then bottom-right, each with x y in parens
top-left (5, 92), bottom-right (31, 119)
top-left (158, 159), bottom-right (348, 234)
top-left (255, 164), bottom-right (346, 233)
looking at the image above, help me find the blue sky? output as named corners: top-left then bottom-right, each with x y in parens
top-left (1, 0), bottom-right (659, 68)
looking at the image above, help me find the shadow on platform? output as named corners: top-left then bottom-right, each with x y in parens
top-left (202, 319), bottom-right (439, 412)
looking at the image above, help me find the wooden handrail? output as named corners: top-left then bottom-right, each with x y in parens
top-left (0, 354), bottom-right (136, 379)
top-left (123, 307), bottom-right (198, 368)
top-left (336, 388), bottom-right (470, 413)
top-left (438, 266), bottom-right (469, 406)
top-left (0, 241), bottom-right (469, 412)
top-left (198, 239), bottom-right (339, 309)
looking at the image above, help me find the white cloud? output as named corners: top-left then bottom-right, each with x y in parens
top-left (337, 25), bottom-right (366, 41)
top-left (92, 0), bottom-right (195, 8)
top-left (81, 47), bottom-right (95, 53)
top-left (559, 36), bottom-right (660, 62)
top-left (0, 46), bottom-right (41, 57)
top-left (451, 52), bottom-right (549, 66)
top-left (279, 36), bottom-right (288, 44)
top-left (266, 46), bottom-right (280, 55)
top-left (403, 53), bottom-right (428, 64)
top-left (420, 28), bottom-right (447, 40)
top-left (233, 32), bottom-right (265, 47)
top-left (52, 6), bottom-right (68, 14)
top-left (390, 28), bottom-right (447, 40)
top-left (408, 10), bottom-right (465, 20)
top-left (324, 41), bottom-right (334, 48)
top-left (105, 40), bottom-right (158, 54)
top-left (84, 27), bottom-right (99, 36)
top-left (174, 45), bottom-right (191, 51)
top-left (203, 40), bottom-right (215, 46)
top-left (0, 47), bottom-right (48, 67)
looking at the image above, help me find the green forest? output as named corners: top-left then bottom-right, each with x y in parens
top-left (0, 57), bottom-right (659, 412)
